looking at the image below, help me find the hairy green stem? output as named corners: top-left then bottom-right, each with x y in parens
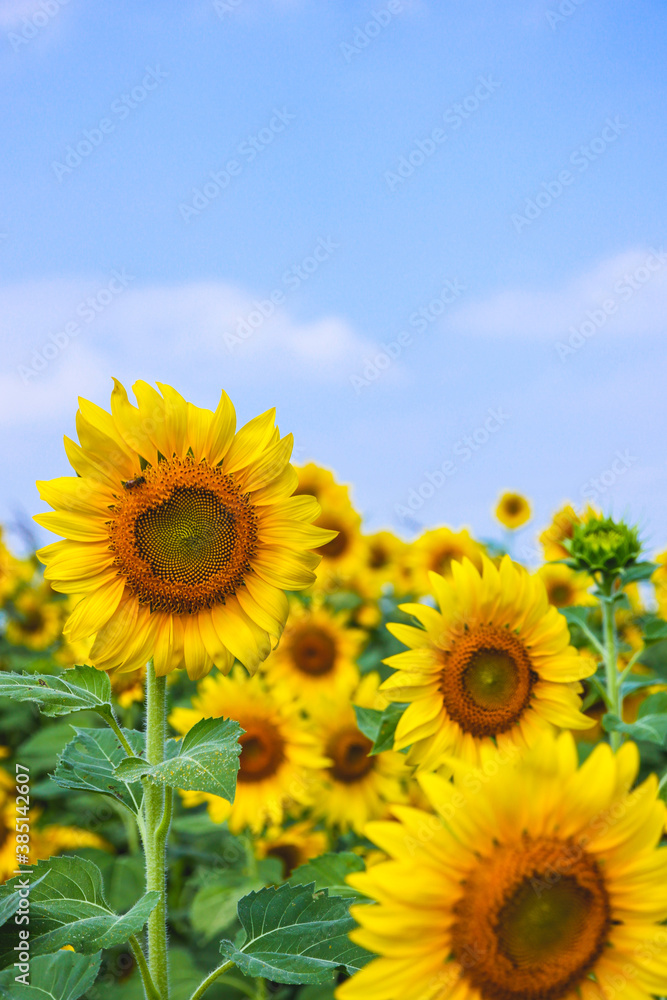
top-left (129, 934), bottom-right (162, 1000)
top-left (99, 705), bottom-right (140, 758)
top-left (187, 961), bottom-right (235, 1000)
top-left (144, 663), bottom-right (170, 999)
top-left (600, 580), bottom-right (621, 750)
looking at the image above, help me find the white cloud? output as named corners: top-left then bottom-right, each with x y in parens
top-left (445, 247), bottom-right (667, 341)
top-left (0, 277), bottom-right (375, 428)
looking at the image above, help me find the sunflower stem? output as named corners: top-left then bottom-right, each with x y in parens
top-left (144, 662), bottom-right (170, 1000)
top-left (129, 934), bottom-right (162, 1000)
top-left (600, 579), bottom-right (622, 750)
top-left (187, 961), bottom-right (235, 1000)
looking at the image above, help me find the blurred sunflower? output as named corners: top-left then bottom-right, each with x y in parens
top-left (170, 669), bottom-right (328, 834)
top-left (35, 380), bottom-right (335, 679)
top-left (295, 464), bottom-right (364, 585)
top-left (540, 502), bottom-right (599, 561)
top-left (537, 563), bottom-right (595, 609)
top-left (309, 674), bottom-right (408, 835)
top-left (0, 530), bottom-right (32, 604)
top-left (338, 732), bottom-right (667, 1000)
top-left (254, 821), bottom-right (328, 879)
top-left (404, 526), bottom-right (484, 596)
top-left (652, 551), bottom-right (667, 620)
top-left (262, 600), bottom-right (363, 701)
top-left (382, 555), bottom-right (593, 769)
top-left (495, 491), bottom-right (531, 529)
top-left (5, 586), bottom-right (63, 651)
top-left (356, 531), bottom-right (408, 598)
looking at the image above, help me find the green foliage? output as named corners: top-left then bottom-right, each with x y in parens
top-left (53, 727), bottom-right (144, 814)
top-left (288, 853), bottom-right (365, 898)
top-left (0, 667), bottom-right (112, 718)
top-left (0, 950), bottom-right (102, 1000)
top-left (603, 693), bottom-right (667, 746)
top-left (353, 702), bottom-right (406, 755)
top-left (219, 882), bottom-right (373, 985)
top-left (115, 717), bottom-right (242, 801)
top-left (0, 857), bottom-right (158, 967)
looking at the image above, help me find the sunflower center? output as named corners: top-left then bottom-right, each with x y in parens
top-left (290, 627), bottom-right (336, 676)
top-left (238, 722), bottom-right (285, 783)
top-left (451, 836), bottom-right (610, 1000)
top-left (327, 727), bottom-right (375, 783)
top-left (267, 843), bottom-right (303, 879)
top-left (431, 546), bottom-right (460, 576)
top-left (21, 609), bottom-right (46, 634)
top-left (317, 520), bottom-right (347, 559)
top-left (440, 625), bottom-right (536, 736)
top-left (548, 582), bottom-right (573, 606)
top-left (504, 498), bottom-right (522, 516)
top-left (368, 544), bottom-right (388, 569)
top-left (108, 458), bottom-right (258, 614)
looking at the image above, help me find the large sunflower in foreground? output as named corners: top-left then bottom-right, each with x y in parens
top-left (170, 669), bottom-right (328, 833)
top-left (308, 673), bottom-right (408, 835)
top-left (337, 732), bottom-right (667, 1000)
top-left (34, 381), bottom-right (335, 678)
top-left (382, 555), bottom-right (594, 768)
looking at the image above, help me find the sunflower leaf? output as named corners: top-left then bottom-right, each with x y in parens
top-left (619, 561), bottom-right (658, 585)
top-left (0, 950), bottom-right (101, 1000)
top-left (52, 727), bottom-right (145, 814)
top-left (369, 703), bottom-right (407, 755)
top-left (602, 711), bottom-right (667, 746)
top-left (352, 706), bottom-right (383, 743)
top-left (288, 852), bottom-right (366, 898)
top-left (0, 857), bottom-right (159, 968)
top-left (114, 717), bottom-right (242, 802)
top-left (643, 618), bottom-right (667, 646)
top-left (0, 667), bottom-right (111, 719)
top-left (218, 882), bottom-right (373, 984)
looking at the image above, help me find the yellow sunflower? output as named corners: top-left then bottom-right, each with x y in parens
top-left (254, 821), bottom-right (328, 879)
top-left (0, 531), bottom-right (33, 604)
top-left (295, 465), bottom-right (364, 587)
top-left (356, 531), bottom-right (408, 598)
top-left (652, 551), bottom-right (667, 620)
top-left (404, 527), bottom-right (483, 596)
top-left (540, 503), bottom-right (599, 561)
top-left (308, 673), bottom-right (408, 836)
top-left (382, 555), bottom-right (594, 769)
top-left (338, 731), bottom-right (667, 1000)
top-left (34, 380), bottom-right (335, 679)
top-left (261, 599), bottom-right (363, 701)
top-left (5, 587), bottom-right (63, 651)
top-left (537, 563), bottom-right (595, 609)
top-left (169, 668), bottom-right (328, 834)
top-left (495, 491), bottom-right (531, 529)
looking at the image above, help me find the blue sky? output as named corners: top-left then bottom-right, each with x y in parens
top-left (1, 0), bottom-right (666, 560)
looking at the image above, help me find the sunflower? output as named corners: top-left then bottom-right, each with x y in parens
top-left (255, 821), bottom-right (328, 879)
top-left (652, 551), bottom-right (667, 620)
top-left (495, 491), bottom-right (531, 530)
top-left (0, 530), bottom-right (32, 604)
top-left (262, 599), bottom-right (363, 701)
top-left (540, 503), bottom-right (599, 561)
top-left (537, 563), bottom-right (595, 609)
top-left (5, 587), bottom-right (64, 651)
top-left (34, 381), bottom-right (335, 679)
top-left (404, 527), bottom-right (483, 596)
top-left (295, 465), bottom-right (364, 586)
top-left (338, 731), bottom-right (667, 1000)
top-left (169, 668), bottom-right (328, 834)
top-left (308, 674), bottom-right (408, 836)
top-left (382, 555), bottom-right (594, 769)
top-left (356, 532), bottom-right (408, 598)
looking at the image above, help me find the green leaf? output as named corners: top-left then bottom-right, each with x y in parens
top-left (0, 667), bottom-right (111, 718)
top-left (620, 562), bottom-right (658, 585)
top-left (352, 707), bottom-right (383, 743)
top-left (191, 872), bottom-right (264, 941)
top-left (115, 717), bottom-right (242, 801)
top-left (0, 876), bottom-right (46, 931)
top-left (288, 853), bottom-right (365, 899)
top-left (368, 703), bottom-right (406, 755)
top-left (0, 857), bottom-right (159, 967)
top-left (643, 618), bottom-right (667, 646)
top-left (602, 712), bottom-right (667, 747)
top-left (0, 950), bottom-right (101, 1000)
top-left (53, 727), bottom-right (144, 814)
top-left (218, 882), bottom-right (372, 985)
top-left (638, 692), bottom-right (667, 718)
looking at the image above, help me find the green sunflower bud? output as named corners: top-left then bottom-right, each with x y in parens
top-left (563, 516), bottom-right (641, 576)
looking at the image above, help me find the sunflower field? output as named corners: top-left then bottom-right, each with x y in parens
top-left (1, 380), bottom-right (667, 1000)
